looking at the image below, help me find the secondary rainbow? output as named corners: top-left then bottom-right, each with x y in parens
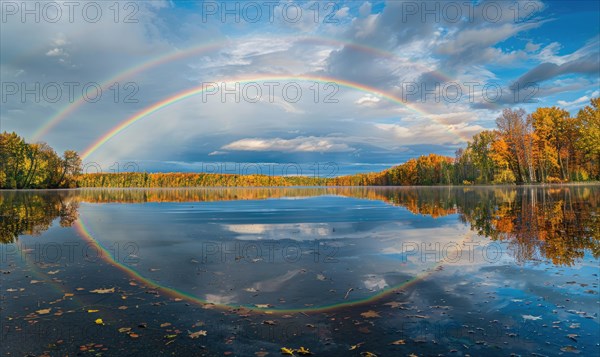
top-left (31, 40), bottom-right (227, 141)
top-left (33, 35), bottom-right (454, 142)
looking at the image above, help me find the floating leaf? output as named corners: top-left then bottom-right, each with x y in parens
top-left (95, 318), bottom-right (104, 325)
top-left (88, 309), bottom-right (99, 313)
top-left (118, 327), bottom-right (131, 333)
top-left (36, 308), bottom-right (51, 315)
top-left (360, 352), bottom-right (378, 357)
top-left (297, 347), bottom-right (313, 355)
top-left (90, 288), bottom-right (115, 294)
top-left (560, 345), bottom-right (580, 353)
top-left (391, 339), bottom-right (406, 345)
top-left (349, 342), bottom-right (364, 350)
top-left (189, 330), bottom-right (207, 339)
top-left (160, 322), bottom-right (172, 328)
top-left (280, 347), bottom-right (295, 356)
top-left (360, 310), bottom-right (380, 318)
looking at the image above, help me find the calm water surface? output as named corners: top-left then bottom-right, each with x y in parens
top-left (1, 186), bottom-right (599, 356)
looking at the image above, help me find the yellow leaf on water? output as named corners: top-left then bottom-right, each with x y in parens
top-left (36, 308), bottom-right (51, 315)
top-left (360, 352), bottom-right (378, 357)
top-left (95, 318), bottom-right (104, 325)
top-left (297, 346), bottom-right (313, 355)
top-left (349, 342), bottom-right (364, 350)
top-left (280, 347), bottom-right (295, 355)
top-left (90, 288), bottom-right (115, 294)
top-left (391, 339), bottom-right (406, 345)
top-left (88, 310), bottom-right (99, 313)
top-left (118, 327), bottom-right (131, 333)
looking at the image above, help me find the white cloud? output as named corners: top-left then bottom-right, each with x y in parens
top-left (557, 91), bottom-right (599, 107)
top-left (355, 94), bottom-right (382, 107)
top-left (222, 137), bottom-right (354, 153)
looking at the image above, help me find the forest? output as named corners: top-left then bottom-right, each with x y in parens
top-left (1, 98), bottom-right (598, 188)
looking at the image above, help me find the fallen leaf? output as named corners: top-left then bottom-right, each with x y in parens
top-left (36, 308), bottom-right (51, 315)
top-left (90, 288), bottom-right (115, 294)
top-left (280, 347), bottom-right (295, 355)
top-left (95, 318), bottom-right (104, 325)
top-left (297, 347), bottom-right (313, 355)
top-left (360, 310), bottom-right (380, 318)
top-left (118, 327), bottom-right (131, 333)
top-left (188, 330), bottom-right (207, 339)
top-left (160, 322), bottom-right (172, 328)
top-left (360, 352), bottom-right (378, 357)
top-left (255, 352), bottom-right (269, 357)
top-left (349, 342), bottom-right (364, 350)
top-left (390, 339), bottom-right (406, 345)
top-left (560, 345), bottom-right (580, 353)
top-left (88, 310), bottom-right (99, 313)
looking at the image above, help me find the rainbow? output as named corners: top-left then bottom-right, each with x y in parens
top-left (81, 74), bottom-right (465, 160)
top-left (31, 40), bottom-right (227, 141)
top-left (32, 35), bottom-right (454, 142)
top-left (74, 206), bottom-right (473, 315)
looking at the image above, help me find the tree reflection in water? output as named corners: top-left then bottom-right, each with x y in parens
top-left (1, 185), bottom-right (598, 266)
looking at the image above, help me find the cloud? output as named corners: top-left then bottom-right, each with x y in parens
top-left (557, 91), bottom-right (599, 107)
top-left (355, 94), bottom-right (382, 107)
top-left (222, 137), bottom-right (355, 153)
top-left (510, 52), bottom-right (600, 91)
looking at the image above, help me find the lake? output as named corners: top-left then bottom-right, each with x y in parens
top-left (1, 186), bottom-right (599, 356)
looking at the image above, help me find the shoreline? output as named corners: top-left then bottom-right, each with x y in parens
top-left (2, 182), bottom-right (599, 191)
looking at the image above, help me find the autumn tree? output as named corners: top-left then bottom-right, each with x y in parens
top-left (575, 98), bottom-right (600, 179)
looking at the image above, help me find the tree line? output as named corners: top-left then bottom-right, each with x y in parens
top-left (333, 98), bottom-right (599, 185)
top-left (1, 98), bottom-right (598, 188)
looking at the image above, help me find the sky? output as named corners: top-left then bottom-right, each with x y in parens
top-left (1, 0), bottom-right (599, 175)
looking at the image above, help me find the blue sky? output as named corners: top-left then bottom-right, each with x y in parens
top-left (1, 0), bottom-right (598, 175)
